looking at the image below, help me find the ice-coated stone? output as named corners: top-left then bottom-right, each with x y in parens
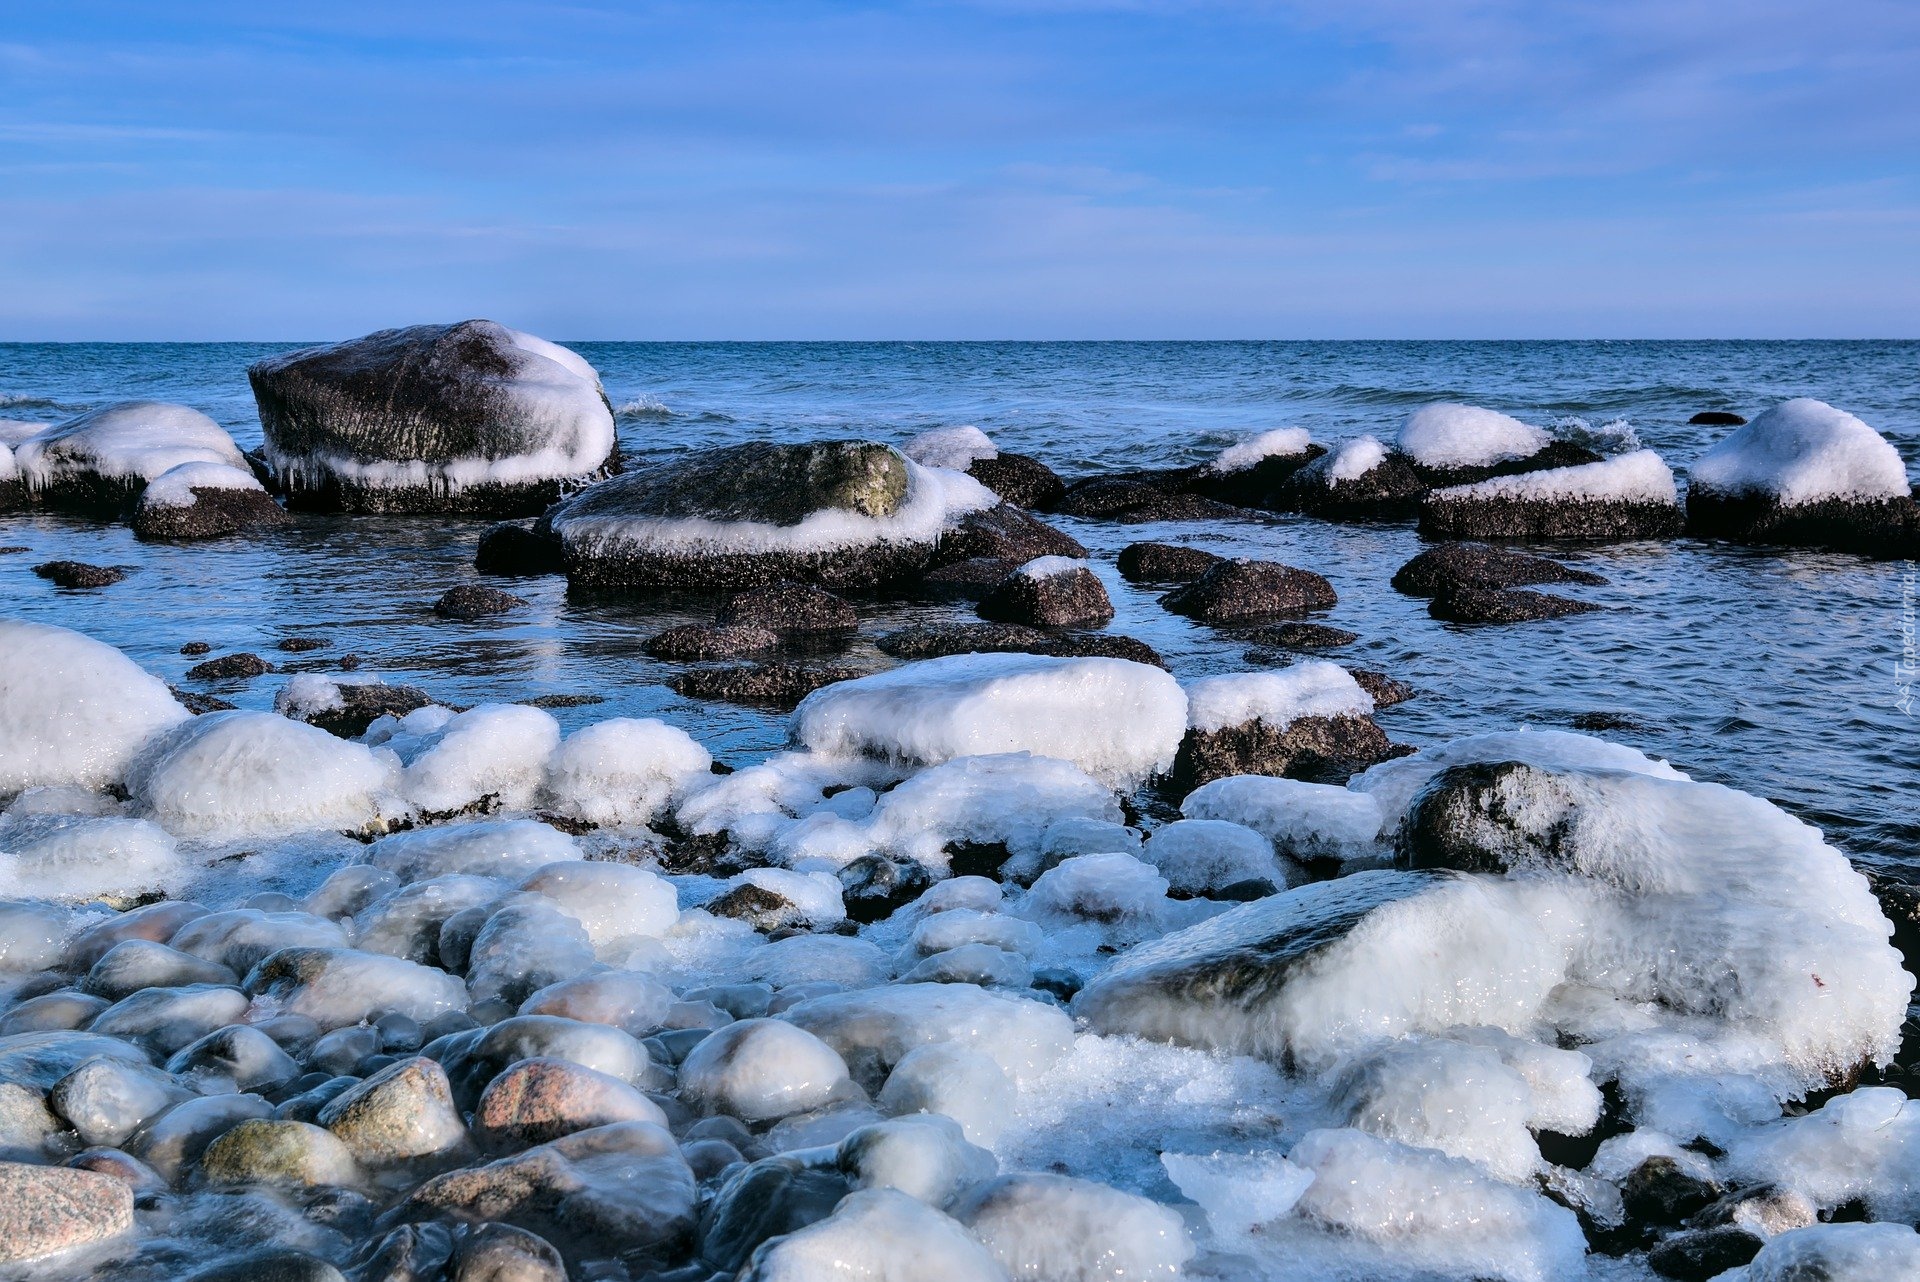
top-left (952, 1172), bottom-right (1193, 1282)
top-left (540, 717), bottom-right (711, 828)
top-left (64, 899), bottom-right (209, 970)
top-left (877, 1044), bottom-right (1016, 1146)
top-left (12, 400), bottom-right (248, 511)
top-left (836, 1113), bottom-right (997, 1207)
top-left (0, 1161), bottom-right (135, 1264)
top-left (89, 983), bottom-right (252, 1056)
top-left (451, 1221), bottom-right (566, 1282)
top-left (0, 1029), bottom-right (149, 1091)
top-left (741, 1187), bottom-right (1007, 1282)
top-left (783, 983), bottom-right (1072, 1093)
top-left (351, 874), bottom-right (506, 965)
top-left (0, 991), bottom-right (109, 1036)
top-left (365, 820), bottom-right (580, 884)
top-left (127, 1091), bottom-right (276, 1183)
top-left (0, 620), bottom-right (188, 801)
top-left (700, 1154), bottom-right (854, 1273)
top-left (473, 1055), bottom-right (668, 1152)
top-left (169, 909), bottom-right (349, 975)
top-left (517, 971), bottom-right (676, 1039)
top-left (462, 897), bottom-right (597, 1008)
top-left (245, 947), bottom-right (470, 1030)
top-left (166, 1024), bottom-right (302, 1092)
top-left (517, 861), bottom-right (679, 959)
top-left (679, 1018), bottom-right (853, 1123)
top-left (316, 1056), bottom-right (470, 1168)
top-left (249, 320), bottom-right (616, 515)
top-left (429, 1015), bottom-right (665, 1111)
top-left (82, 939), bottom-right (237, 1000)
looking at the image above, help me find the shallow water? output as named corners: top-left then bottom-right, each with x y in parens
top-left (2, 340), bottom-right (1915, 861)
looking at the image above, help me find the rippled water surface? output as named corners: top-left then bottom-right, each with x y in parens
top-left (2, 340), bottom-right (1915, 862)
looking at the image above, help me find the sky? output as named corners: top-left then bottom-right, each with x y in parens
top-left (1, 1), bottom-right (1917, 340)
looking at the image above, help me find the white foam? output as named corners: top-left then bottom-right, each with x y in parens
top-left (1690, 397), bottom-right (1911, 504)
top-left (904, 425), bottom-right (999, 470)
top-left (1398, 403), bottom-right (1552, 470)
top-left (1183, 661), bottom-right (1373, 733)
top-left (793, 653), bottom-right (1188, 788)
top-left (1430, 448), bottom-right (1679, 505)
top-left (0, 621), bottom-right (188, 801)
top-left (1207, 427), bottom-right (1312, 474)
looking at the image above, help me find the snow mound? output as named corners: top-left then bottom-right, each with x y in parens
top-left (1181, 775), bottom-right (1385, 867)
top-left (1690, 397), bottom-right (1910, 504)
top-left (0, 620), bottom-right (189, 801)
top-left (1398, 403), bottom-right (1552, 469)
top-left (793, 653), bottom-right (1188, 788)
top-left (1430, 448), bottom-right (1678, 504)
top-left (13, 401), bottom-right (247, 489)
top-left (126, 711), bottom-right (397, 840)
top-left (139, 460), bottom-right (267, 508)
top-left (365, 820), bottom-right (581, 883)
top-left (541, 717), bottom-right (711, 828)
top-left (1184, 660), bottom-right (1373, 733)
top-left (904, 425), bottom-right (999, 471)
top-left (387, 703), bottom-right (561, 814)
top-left (1207, 427), bottom-right (1312, 474)
top-left (0, 813), bottom-right (180, 903)
top-left (1324, 434), bottom-right (1389, 481)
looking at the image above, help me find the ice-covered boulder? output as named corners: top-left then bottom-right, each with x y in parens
top-left (1275, 435), bottom-right (1427, 520)
top-left (0, 421), bottom-right (35, 511)
top-left (782, 983), bottom-right (1073, 1093)
top-left (1419, 448), bottom-right (1683, 541)
top-left (0, 621), bottom-right (189, 802)
top-left (952, 1172), bottom-right (1193, 1282)
top-left (679, 1018), bottom-right (853, 1122)
top-left (0, 813), bottom-right (181, 904)
top-left (125, 710), bottom-right (397, 840)
top-left (245, 946), bottom-right (469, 1030)
top-left (1724, 1222), bottom-right (1920, 1280)
top-left (11, 401), bottom-right (249, 513)
top-left (1171, 663), bottom-right (1395, 792)
top-left (975, 557), bottom-right (1113, 629)
top-left (1685, 398), bottom-right (1918, 557)
top-left (540, 717), bottom-right (710, 828)
top-left (1185, 428), bottom-right (1324, 510)
top-left (547, 440), bottom-right (996, 590)
top-left (1396, 402), bottom-right (1601, 488)
top-left (364, 820), bottom-right (580, 884)
top-left (905, 426), bottom-right (1065, 509)
top-left (383, 703), bottom-right (560, 816)
top-left (741, 1187), bottom-right (1006, 1282)
top-left (792, 653), bottom-right (1187, 788)
top-left (130, 461), bottom-right (288, 541)
top-left (248, 320), bottom-right (615, 515)
top-left (1142, 818), bottom-right (1294, 896)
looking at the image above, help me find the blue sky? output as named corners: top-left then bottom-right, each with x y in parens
top-left (1, 1), bottom-right (1916, 339)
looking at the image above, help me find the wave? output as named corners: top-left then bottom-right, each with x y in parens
top-left (614, 394), bottom-right (675, 420)
top-left (0, 393), bottom-right (64, 411)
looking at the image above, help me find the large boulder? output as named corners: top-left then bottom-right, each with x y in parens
top-left (248, 321), bottom-right (615, 515)
top-left (11, 402), bottom-right (250, 513)
top-left (1419, 449), bottom-right (1683, 541)
top-left (548, 440), bottom-right (996, 590)
top-left (1184, 429), bottom-right (1325, 509)
top-left (1685, 398), bottom-right (1918, 558)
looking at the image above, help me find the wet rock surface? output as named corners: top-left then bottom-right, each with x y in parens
top-left (434, 585), bottom-right (527, 620)
top-left (1428, 585), bottom-right (1604, 624)
top-left (131, 485), bottom-right (289, 542)
top-left (671, 662), bottom-right (861, 708)
top-left (976, 561), bottom-right (1114, 629)
top-left (1160, 558), bottom-right (1339, 623)
top-left (1392, 542), bottom-right (1608, 596)
top-left (0, 1162), bottom-right (136, 1263)
top-left (185, 652), bottom-right (274, 680)
top-left (965, 452), bottom-right (1064, 510)
top-left (1172, 711), bottom-right (1400, 792)
top-left (33, 560), bottom-right (125, 588)
top-left (1115, 541), bottom-right (1223, 583)
top-left (876, 621), bottom-right (1164, 667)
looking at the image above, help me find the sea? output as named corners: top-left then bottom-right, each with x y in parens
top-left (2, 339), bottom-right (1915, 865)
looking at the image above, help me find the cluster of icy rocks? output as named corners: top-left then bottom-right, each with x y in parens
top-left (2, 618), bottom-right (1918, 1281)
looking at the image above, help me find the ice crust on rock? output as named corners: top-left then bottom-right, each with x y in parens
top-left (0, 620), bottom-right (189, 801)
top-left (904, 425), bottom-right (999, 471)
top-left (540, 717), bottom-right (710, 827)
top-left (364, 819), bottom-right (580, 883)
top-left (679, 1017), bottom-right (852, 1122)
top-left (387, 703), bottom-right (561, 814)
top-left (14, 401), bottom-right (248, 493)
top-left (0, 813), bottom-right (180, 903)
top-left (1398, 402), bottom-right (1552, 469)
top-left (741, 1187), bottom-right (1007, 1282)
top-left (1691, 397), bottom-right (1910, 504)
top-left (1430, 447), bottom-right (1679, 505)
top-left (1183, 660), bottom-right (1374, 734)
top-left (793, 652), bottom-right (1188, 787)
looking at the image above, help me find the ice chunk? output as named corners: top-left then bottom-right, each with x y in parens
top-left (124, 710), bottom-right (397, 840)
top-left (1691, 398), bottom-right (1911, 504)
top-left (1331, 1036), bottom-right (1552, 1182)
top-left (14, 401), bottom-right (247, 490)
top-left (723, 867), bottom-right (847, 930)
top-left (1398, 403), bottom-right (1552, 469)
top-left (906, 910), bottom-right (1045, 962)
top-left (136, 458), bottom-right (264, 508)
top-left (860, 753), bottom-right (1122, 877)
top-left (390, 703), bottom-right (561, 814)
top-left (676, 751), bottom-right (893, 852)
top-left (741, 1187), bottom-right (1006, 1282)
top-left (1207, 427), bottom-right (1312, 474)
top-left (1160, 1149), bottom-right (1315, 1251)
top-left (904, 425), bottom-right (999, 471)
top-left (364, 820), bottom-right (580, 883)
top-left (351, 873), bottom-right (504, 962)
top-left (1726, 1086), bottom-right (1920, 1222)
top-left (0, 621), bottom-right (189, 800)
top-left (1023, 852), bottom-right (1169, 944)
top-left (837, 1113), bottom-right (997, 1206)
top-left (1142, 819), bottom-right (1291, 894)
top-left (1181, 774), bottom-right (1386, 866)
top-left (1729, 1222), bottom-right (1920, 1280)
top-left (0, 813), bottom-right (180, 903)
top-left (794, 653), bottom-right (1187, 788)
top-left (784, 983), bottom-right (1074, 1091)
top-left (953, 1172), bottom-right (1193, 1282)
top-left (464, 895), bottom-right (597, 1007)
top-left (679, 1017), bottom-right (853, 1122)
top-left (246, 946), bottom-right (469, 1030)
top-left (1183, 660), bottom-right (1373, 734)
top-left (541, 717), bottom-right (711, 828)
top-left (736, 934), bottom-right (892, 990)
top-left (519, 971), bottom-right (676, 1037)
top-left (877, 1043), bottom-right (1017, 1146)
top-left (519, 861), bottom-right (680, 958)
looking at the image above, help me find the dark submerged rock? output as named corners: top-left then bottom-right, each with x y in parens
top-left (1239, 621), bottom-right (1358, 650)
top-left (1116, 542), bottom-right (1223, 584)
top-left (1428, 585), bottom-right (1602, 624)
top-left (1350, 669), bottom-right (1414, 707)
top-left (976, 561), bottom-right (1113, 629)
top-left (644, 624), bottom-right (783, 661)
top-left (475, 522), bottom-right (566, 576)
top-left (277, 636), bottom-right (330, 653)
top-left (966, 452), bottom-right (1065, 510)
top-left (715, 582), bottom-right (859, 638)
top-left (1646, 1226), bottom-right (1764, 1280)
top-left (181, 640), bottom-right (212, 655)
top-left (671, 663), bottom-right (860, 709)
top-left (248, 320), bottom-right (615, 516)
top-left (1054, 476), bottom-right (1247, 523)
top-left (186, 652), bottom-right (274, 681)
top-left (171, 688), bottom-right (237, 715)
top-left (1160, 559), bottom-right (1338, 624)
top-left (1688, 411), bottom-right (1747, 427)
top-left (33, 560), bottom-right (124, 588)
top-left (915, 556), bottom-right (1019, 602)
top-left (434, 584), bottom-right (527, 620)
top-left (1621, 1156), bottom-right (1722, 1227)
top-left (1392, 543), bottom-right (1608, 597)
top-left (876, 622), bottom-right (1163, 668)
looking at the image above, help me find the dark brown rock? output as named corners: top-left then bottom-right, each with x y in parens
top-left (1687, 411), bottom-right (1747, 427)
top-left (977, 561), bottom-right (1114, 628)
top-left (33, 560), bottom-right (123, 588)
top-left (671, 663), bottom-right (859, 709)
top-left (705, 884), bottom-right (807, 932)
top-left (277, 636), bottom-right (330, 652)
top-left (187, 652), bottom-right (274, 680)
top-left (1185, 446), bottom-right (1327, 509)
top-left (1685, 489), bottom-right (1920, 560)
top-left (933, 503), bottom-right (1086, 565)
top-left (916, 557), bottom-right (1020, 602)
top-left (1647, 1226), bottom-right (1763, 1280)
top-left (434, 584), bottom-right (527, 619)
top-left (1405, 439), bottom-right (1602, 490)
top-left (1428, 586), bottom-right (1602, 624)
top-left (967, 453), bottom-right (1065, 510)
top-left (1171, 714), bottom-right (1400, 794)
top-left (170, 687), bottom-right (238, 715)
top-left (476, 522), bottom-right (566, 576)
top-left (715, 582), bottom-right (858, 638)
top-left (1420, 491), bottom-right (1683, 541)
top-left (1055, 476), bottom-right (1248, 523)
top-left (181, 641), bottom-right (212, 655)
top-left (1116, 542), bottom-right (1223, 584)
top-left (1622, 1156), bottom-right (1721, 1227)
top-left (132, 486), bottom-right (289, 541)
top-left (876, 622), bottom-right (1163, 668)
top-left (1392, 543), bottom-right (1608, 597)
top-left (1275, 450), bottom-right (1426, 520)
top-left (473, 1057), bottom-right (663, 1153)
top-left (291, 682), bottom-right (435, 738)
top-left (1240, 622), bottom-right (1358, 649)
top-left (1570, 711), bottom-right (1649, 733)
top-left (1350, 669), bottom-right (1413, 707)
top-left (1160, 559), bottom-right (1337, 623)
top-left (644, 624), bottom-right (782, 661)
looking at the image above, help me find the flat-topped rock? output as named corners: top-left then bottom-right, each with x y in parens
top-left (1392, 542), bottom-right (1608, 596)
top-left (1420, 449), bottom-right (1684, 541)
top-left (131, 461), bottom-right (289, 541)
top-left (1160, 559), bottom-right (1338, 623)
top-left (1116, 541), bottom-right (1222, 583)
top-left (249, 320), bottom-right (616, 515)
